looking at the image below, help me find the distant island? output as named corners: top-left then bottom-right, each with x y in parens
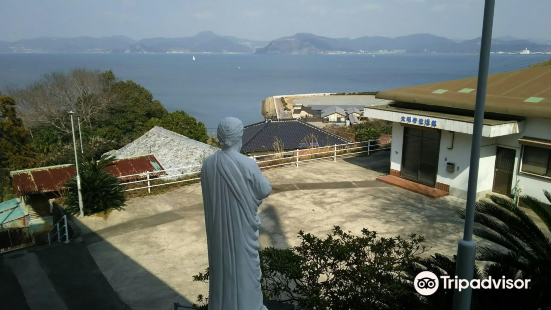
top-left (1, 31), bottom-right (549, 55)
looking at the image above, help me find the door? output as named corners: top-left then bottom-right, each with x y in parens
top-left (401, 126), bottom-right (441, 187)
top-left (492, 147), bottom-right (516, 196)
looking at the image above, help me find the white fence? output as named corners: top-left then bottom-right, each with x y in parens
top-left (118, 137), bottom-right (391, 193)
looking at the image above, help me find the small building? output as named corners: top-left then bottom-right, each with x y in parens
top-left (292, 104), bottom-right (319, 119)
top-left (0, 198), bottom-right (32, 252)
top-left (9, 155), bottom-right (166, 241)
top-left (241, 119), bottom-right (351, 154)
top-left (365, 66), bottom-right (551, 201)
top-left (106, 126), bottom-right (219, 175)
top-left (346, 107), bottom-right (363, 119)
top-left (321, 106), bottom-right (347, 123)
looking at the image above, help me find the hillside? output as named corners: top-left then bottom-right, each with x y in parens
top-left (0, 32), bottom-right (548, 54)
top-left (256, 33), bottom-right (551, 54)
top-left (0, 32), bottom-right (266, 54)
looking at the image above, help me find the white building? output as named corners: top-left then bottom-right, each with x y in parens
top-left (365, 66), bottom-right (551, 201)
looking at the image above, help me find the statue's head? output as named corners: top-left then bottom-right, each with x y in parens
top-left (217, 117), bottom-right (243, 151)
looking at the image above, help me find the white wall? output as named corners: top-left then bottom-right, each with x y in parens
top-left (388, 118), bottom-right (551, 202)
top-left (496, 118), bottom-right (551, 202)
top-left (435, 132), bottom-right (496, 199)
top-left (390, 123), bottom-right (496, 199)
top-left (390, 122), bottom-right (404, 172)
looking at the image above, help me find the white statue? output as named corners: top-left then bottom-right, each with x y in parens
top-left (201, 117), bottom-right (272, 310)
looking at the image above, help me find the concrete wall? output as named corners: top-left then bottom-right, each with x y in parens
top-left (390, 122), bottom-right (404, 172)
top-left (495, 118), bottom-right (551, 202)
top-left (436, 131), bottom-right (496, 199)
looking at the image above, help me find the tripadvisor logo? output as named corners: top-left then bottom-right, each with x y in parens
top-left (414, 271), bottom-right (531, 296)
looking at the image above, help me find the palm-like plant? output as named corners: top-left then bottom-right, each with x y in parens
top-left (463, 191), bottom-right (551, 308)
top-left (65, 155), bottom-right (125, 216)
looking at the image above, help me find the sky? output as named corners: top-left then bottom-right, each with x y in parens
top-left (0, 0), bottom-right (549, 42)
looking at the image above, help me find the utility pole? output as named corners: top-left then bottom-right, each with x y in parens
top-left (69, 111), bottom-right (85, 218)
top-left (452, 1), bottom-right (495, 309)
top-left (78, 116), bottom-right (84, 154)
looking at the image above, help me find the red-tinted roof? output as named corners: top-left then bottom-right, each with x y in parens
top-left (10, 155), bottom-right (164, 195)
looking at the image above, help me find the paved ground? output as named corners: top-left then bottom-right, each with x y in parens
top-left (67, 150), bottom-right (499, 309)
top-left (0, 243), bottom-right (130, 310)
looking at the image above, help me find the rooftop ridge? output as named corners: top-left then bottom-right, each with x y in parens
top-left (296, 119), bottom-right (351, 142)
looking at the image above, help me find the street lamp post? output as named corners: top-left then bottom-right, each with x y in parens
top-left (69, 111), bottom-right (85, 218)
top-left (452, 0), bottom-right (495, 309)
top-left (78, 116), bottom-right (84, 154)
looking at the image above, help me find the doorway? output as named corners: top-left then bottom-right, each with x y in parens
top-left (401, 126), bottom-right (441, 187)
top-left (492, 147), bottom-right (516, 196)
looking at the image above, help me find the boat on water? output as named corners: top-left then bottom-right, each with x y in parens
top-left (193, 56), bottom-right (196, 60)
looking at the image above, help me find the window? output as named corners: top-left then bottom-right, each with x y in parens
top-left (521, 145), bottom-right (551, 177)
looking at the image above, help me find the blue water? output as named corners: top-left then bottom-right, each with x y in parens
top-left (0, 53), bottom-right (547, 130)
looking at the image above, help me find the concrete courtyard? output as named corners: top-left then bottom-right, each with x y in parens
top-left (73, 150), bottom-right (489, 310)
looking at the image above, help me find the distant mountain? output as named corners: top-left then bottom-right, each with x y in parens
top-left (0, 32), bottom-right (549, 54)
top-left (0, 36), bottom-right (136, 53)
top-left (0, 32), bottom-right (267, 54)
top-left (256, 33), bottom-right (551, 54)
top-left (125, 31), bottom-right (264, 53)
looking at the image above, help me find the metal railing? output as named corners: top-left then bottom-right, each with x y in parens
top-left (48, 215), bottom-right (69, 245)
top-left (118, 138), bottom-right (391, 193)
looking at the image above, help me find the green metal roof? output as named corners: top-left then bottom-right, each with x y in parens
top-left (0, 205), bottom-right (25, 225)
top-left (0, 198), bottom-right (20, 213)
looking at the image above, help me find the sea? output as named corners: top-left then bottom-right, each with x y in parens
top-left (0, 53), bottom-right (547, 130)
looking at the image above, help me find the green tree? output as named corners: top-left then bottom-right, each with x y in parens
top-left (97, 79), bottom-right (168, 143)
top-left (459, 192), bottom-right (551, 308)
top-left (352, 120), bottom-right (392, 142)
top-left (65, 155), bottom-right (125, 216)
top-left (146, 110), bottom-right (209, 143)
top-left (0, 95), bottom-right (39, 200)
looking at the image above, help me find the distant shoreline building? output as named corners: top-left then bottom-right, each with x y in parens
top-left (365, 66), bottom-right (551, 201)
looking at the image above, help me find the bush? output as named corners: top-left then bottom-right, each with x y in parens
top-left (193, 227), bottom-right (426, 310)
top-left (64, 155), bottom-right (125, 216)
top-left (353, 120), bottom-right (392, 142)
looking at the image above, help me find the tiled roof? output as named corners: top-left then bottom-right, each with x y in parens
top-left (106, 126), bottom-right (218, 175)
top-left (321, 106), bottom-right (347, 118)
top-left (241, 120), bottom-right (351, 153)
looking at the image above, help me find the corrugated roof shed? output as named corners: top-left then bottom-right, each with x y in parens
top-left (376, 66), bottom-right (551, 119)
top-left (0, 205), bottom-right (25, 226)
top-left (0, 199), bottom-right (25, 226)
top-left (321, 106), bottom-right (347, 118)
top-left (10, 155), bottom-right (165, 195)
top-left (241, 119), bottom-right (351, 153)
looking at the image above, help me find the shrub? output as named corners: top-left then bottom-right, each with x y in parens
top-left (353, 120), bottom-right (392, 142)
top-left (65, 155), bottom-right (125, 216)
top-left (193, 227), bottom-right (426, 309)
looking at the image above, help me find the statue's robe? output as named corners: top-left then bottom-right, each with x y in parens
top-left (201, 150), bottom-right (272, 310)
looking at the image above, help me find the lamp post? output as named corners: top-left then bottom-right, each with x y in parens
top-left (78, 116), bottom-right (84, 154)
top-left (452, 0), bottom-right (495, 309)
top-left (69, 111), bottom-right (85, 218)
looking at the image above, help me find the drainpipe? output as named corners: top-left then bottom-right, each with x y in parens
top-left (452, 1), bottom-right (495, 309)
